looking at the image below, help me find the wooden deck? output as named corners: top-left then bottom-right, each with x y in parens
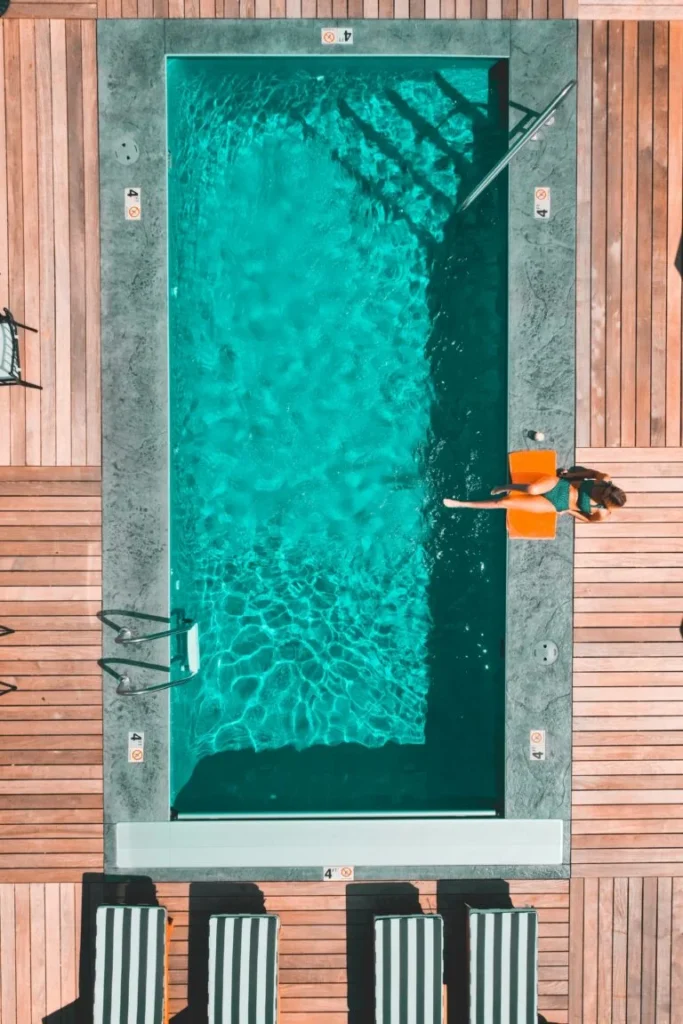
top-left (569, 876), bottom-right (683, 1022)
top-left (2, 0), bottom-right (683, 22)
top-left (0, 469), bottom-right (103, 884)
top-left (0, 8), bottom-right (683, 1024)
top-left (573, 449), bottom-right (683, 880)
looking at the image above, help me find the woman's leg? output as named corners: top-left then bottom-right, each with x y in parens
top-left (491, 475), bottom-right (560, 497)
top-left (444, 498), bottom-right (504, 509)
top-left (444, 493), bottom-right (554, 513)
top-left (525, 474), bottom-right (560, 495)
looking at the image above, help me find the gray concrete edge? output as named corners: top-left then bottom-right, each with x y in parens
top-left (505, 21), bottom-right (576, 869)
top-left (99, 19), bottom-right (576, 878)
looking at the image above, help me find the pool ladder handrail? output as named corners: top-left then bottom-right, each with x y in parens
top-left (102, 613), bottom-right (200, 696)
top-left (456, 79), bottom-right (577, 215)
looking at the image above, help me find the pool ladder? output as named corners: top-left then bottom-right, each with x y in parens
top-left (456, 79), bottom-right (577, 214)
top-left (101, 612), bottom-right (201, 696)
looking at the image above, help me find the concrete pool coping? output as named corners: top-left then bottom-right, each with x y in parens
top-left (99, 19), bottom-right (576, 879)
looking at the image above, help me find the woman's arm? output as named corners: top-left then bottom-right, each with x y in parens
top-left (560, 507), bottom-right (611, 522)
top-left (559, 465), bottom-right (612, 482)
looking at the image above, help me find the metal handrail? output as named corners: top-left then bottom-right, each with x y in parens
top-left (115, 625), bottom-right (191, 645)
top-left (104, 662), bottom-right (196, 696)
top-left (456, 80), bottom-right (577, 215)
top-left (100, 612), bottom-right (200, 696)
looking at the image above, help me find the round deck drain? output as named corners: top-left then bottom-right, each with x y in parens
top-left (534, 640), bottom-right (558, 666)
top-left (114, 135), bottom-right (139, 165)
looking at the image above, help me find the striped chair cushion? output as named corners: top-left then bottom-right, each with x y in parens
top-left (208, 914), bottom-right (279, 1024)
top-left (469, 908), bottom-right (538, 1024)
top-left (375, 915), bottom-right (444, 1024)
top-left (0, 322), bottom-right (17, 380)
top-left (94, 905), bottom-right (167, 1024)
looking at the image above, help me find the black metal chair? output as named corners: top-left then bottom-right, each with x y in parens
top-left (0, 307), bottom-right (42, 390)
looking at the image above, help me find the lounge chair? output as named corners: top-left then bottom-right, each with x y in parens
top-left (375, 914), bottom-right (444, 1023)
top-left (0, 307), bottom-right (41, 389)
top-left (208, 914), bottom-right (280, 1023)
top-left (468, 907), bottom-right (538, 1023)
top-left (93, 905), bottom-right (168, 1023)
top-left (507, 449), bottom-right (557, 540)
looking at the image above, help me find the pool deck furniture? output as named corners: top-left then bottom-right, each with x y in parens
top-left (0, 308), bottom-right (41, 390)
top-left (208, 914), bottom-right (280, 1024)
top-left (375, 914), bottom-right (444, 1024)
top-left (468, 907), bottom-right (538, 1024)
top-left (93, 905), bottom-right (169, 1024)
top-left (506, 449), bottom-right (558, 540)
top-left (1, 13), bottom-right (683, 1024)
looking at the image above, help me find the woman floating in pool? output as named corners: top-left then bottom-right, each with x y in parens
top-left (443, 465), bottom-right (627, 522)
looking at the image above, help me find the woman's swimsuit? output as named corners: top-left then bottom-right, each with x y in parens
top-left (543, 478), bottom-right (602, 517)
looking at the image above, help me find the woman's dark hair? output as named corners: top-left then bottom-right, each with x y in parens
top-left (601, 482), bottom-right (627, 508)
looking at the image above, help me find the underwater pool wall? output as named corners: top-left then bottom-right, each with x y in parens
top-left (100, 19), bottom-right (576, 879)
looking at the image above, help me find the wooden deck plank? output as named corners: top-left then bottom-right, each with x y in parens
top-left (590, 21), bottom-right (607, 447)
top-left (582, 878), bottom-right (599, 1022)
top-left (577, 448), bottom-right (683, 461)
top-left (605, 21), bottom-right (623, 446)
top-left (35, 19), bottom-right (56, 468)
top-left (568, 879), bottom-right (584, 1024)
top-left (641, 876), bottom-right (657, 1024)
top-left (5, 4), bottom-right (98, 15)
top-left (672, 880), bottom-right (683, 1024)
top-left (626, 878), bottom-right (642, 1024)
top-left (0, 23), bottom-right (10, 469)
top-left (65, 22), bottom-right (86, 467)
top-left (50, 20), bottom-right (72, 467)
top-left (19, 20), bottom-right (40, 465)
top-left (28, 884), bottom-right (46, 1022)
top-left (44, 884), bottom-right (61, 1016)
top-left (666, 24), bottom-right (683, 447)
top-left (4, 20), bottom-right (25, 469)
top-left (597, 878), bottom-right (613, 1022)
top-left (650, 22), bottom-right (669, 447)
top-left (13, 888), bottom-right (30, 1024)
top-left (576, 21), bottom-right (593, 447)
top-left (620, 21), bottom-right (638, 446)
top-left (81, 20), bottom-right (101, 469)
top-left (656, 877), bottom-right (672, 1024)
top-left (611, 877), bottom-right (628, 1024)
top-left (636, 22), bottom-right (654, 446)
top-left (59, 883), bottom-right (76, 1007)
top-left (580, 5), bottom-right (683, 19)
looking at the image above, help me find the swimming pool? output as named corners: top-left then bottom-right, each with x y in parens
top-left (167, 56), bottom-right (508, 817)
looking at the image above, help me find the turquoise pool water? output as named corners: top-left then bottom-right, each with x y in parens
top-left (168, 57), bottom-right (508, 815)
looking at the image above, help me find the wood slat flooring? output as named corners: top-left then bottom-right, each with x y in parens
top-left (0, 18), bottom-right (100, 467)
top-left (0, 469), bottom-right (103, 883)
top-left (572, 450), bottom-right (683, 877)
top-left (576, 20), bottom-right (683, 446)
top-left (3, 1), bottom-right (683, 19)
top-left (568, 876), bottom-right (683, 1023)
top-left (0, 1), bottom-right (583, 20)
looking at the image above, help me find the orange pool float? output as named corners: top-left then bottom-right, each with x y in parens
top-left (507, 449), bottom-right (557, 540)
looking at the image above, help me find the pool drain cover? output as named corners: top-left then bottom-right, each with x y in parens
top-left (114, 135), bottom-right (139, 165)
top-left (533, 640), bottom-right (558, 666)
